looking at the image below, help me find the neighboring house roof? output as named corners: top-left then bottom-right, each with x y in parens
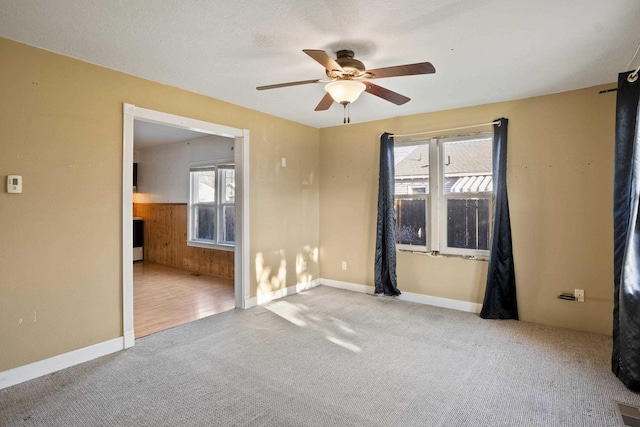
top-left (395, 138), bottom-right (493, 194)
top-left (395, 145), bottom-right (430, 177)
top-left (395, 138), bottom-right (493, 177)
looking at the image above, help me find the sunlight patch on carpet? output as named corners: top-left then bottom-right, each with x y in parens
top-left (266, 300), bottom-right (361, 353)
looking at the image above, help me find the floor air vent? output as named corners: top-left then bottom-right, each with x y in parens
top-left (615, 401), bottom-right (640, 427)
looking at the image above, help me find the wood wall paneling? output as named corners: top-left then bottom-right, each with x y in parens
top-left (133, 203), bottom-right (234, 278)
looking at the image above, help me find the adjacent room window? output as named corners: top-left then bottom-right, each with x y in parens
top-left (394, 133), bottom-right (493, 257)
top-left (218, 165), bottom-right (236, 245)
top-left (188, 163), bottom-right (235, 249)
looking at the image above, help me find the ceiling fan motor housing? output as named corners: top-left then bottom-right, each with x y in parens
top-left (328, 50), bottom-right (366, 79)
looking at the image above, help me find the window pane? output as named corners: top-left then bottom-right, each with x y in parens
top-left (195, 205), bottom-right (215, 241)
top-left (394, 143), bottom-right (429, 196)
top-left (222, 205), bottom-right (235, 244)
top-left (446, 198), bottom-right (490, 250)
top-left (221, 168), bottom-right (235, 204)
top-left (394, 198), bottom-right (427, 246)
top-left (443, 138), bottom-right (492, 194)
top-left (194, 170), bottom-right (215, 203)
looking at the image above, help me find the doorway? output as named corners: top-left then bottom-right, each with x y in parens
top-left (122, 103), bottom-right (249, 348)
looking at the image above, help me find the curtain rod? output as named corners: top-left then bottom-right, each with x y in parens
top-left (391, 120), bottom-right (500, 139)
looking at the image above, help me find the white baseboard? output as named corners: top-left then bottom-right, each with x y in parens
top-left (320, 278), bottom-right (374, 294)
top-left (320, 278), bottom-right (482, 314)
top-left (398, 291), bottom-right (482, 313)
top-left (245, 278), bottom-right (321, 308)
top-left (0, 337), bottom-right (124, 390)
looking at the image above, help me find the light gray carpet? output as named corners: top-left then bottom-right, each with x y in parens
top-left (1, 285), bottom-right (639, 426)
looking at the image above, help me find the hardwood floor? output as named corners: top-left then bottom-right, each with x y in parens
top-left (133, 261), bottom-right (235, 338)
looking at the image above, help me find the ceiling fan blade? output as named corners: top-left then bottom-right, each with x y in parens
top-left (256, 79), bottom-right (322, 90)
top-left (365, 62), bottom-right (435, 79)
top-left (314, 92), bottom-right (334, 111)
top-left (303, 49), bottom-right (344, 73)
top-left (364, 82), bottom-right (410, 105)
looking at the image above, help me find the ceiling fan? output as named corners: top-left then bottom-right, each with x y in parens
top-left (256, 49), bottom-right (436, 122)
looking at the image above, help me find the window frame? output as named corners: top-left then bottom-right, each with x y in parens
top-left (394, 195), bottom-right (430, 252)
top-left (216, 164), bottom-right (236, 246)
top-left (187, 160), bottom-right (235, 251)
top-left (394, 132), bottom-right (493, 259)
top-left (438, 134), bottom-right (493, 258)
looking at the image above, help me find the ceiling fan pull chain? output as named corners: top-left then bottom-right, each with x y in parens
top-left (342, 103), bottom-right (352, 124)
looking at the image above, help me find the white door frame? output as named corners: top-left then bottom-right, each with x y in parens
top-left (122, 103), bottom-right (250, 348)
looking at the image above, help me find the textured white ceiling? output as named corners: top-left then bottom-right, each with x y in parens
top-left (1, 0), bottom-right (639, 128)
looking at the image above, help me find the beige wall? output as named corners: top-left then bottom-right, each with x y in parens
top-left (0, 34), bottom-right (617, 373)
top-left (319, 85), bottom-right (616, 335)
top-left (0, 37), bottom-right (320, 371)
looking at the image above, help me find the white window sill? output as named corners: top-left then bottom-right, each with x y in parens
top-left (187, 241), bottom-right (235, 252)
top-left (397, 248), bottom-right (488, 261)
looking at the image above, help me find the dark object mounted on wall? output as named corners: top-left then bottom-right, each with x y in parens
top-left (133, 163), bottom-right (138, 192)
top-left (133, 217), bottom-right (143, 262)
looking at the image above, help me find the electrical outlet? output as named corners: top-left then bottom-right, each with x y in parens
top-left (575, 289), bottom-right (585, 302)
top-left (341, 261), bottom-right (347, 270)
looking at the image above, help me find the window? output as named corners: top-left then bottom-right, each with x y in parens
top-left (218, 166), bottom-right (235, 245)
top-left (188, 163), bottom-right (235, 249)
top-left (394, 133), bottom-right (493, 257)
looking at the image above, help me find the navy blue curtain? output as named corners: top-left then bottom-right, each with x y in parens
top-left (480, 118), bottom-right (518, 319)
top-left (375, 132), bottom-right (401, 296)
top-left (612, 70), bottom-right (640, 392)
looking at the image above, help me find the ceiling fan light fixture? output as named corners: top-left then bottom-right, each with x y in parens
top-left (325, 80), bottom-right (366, 105)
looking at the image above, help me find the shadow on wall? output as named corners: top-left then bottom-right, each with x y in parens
top-left (255, 245), bottom-right (318, 299)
